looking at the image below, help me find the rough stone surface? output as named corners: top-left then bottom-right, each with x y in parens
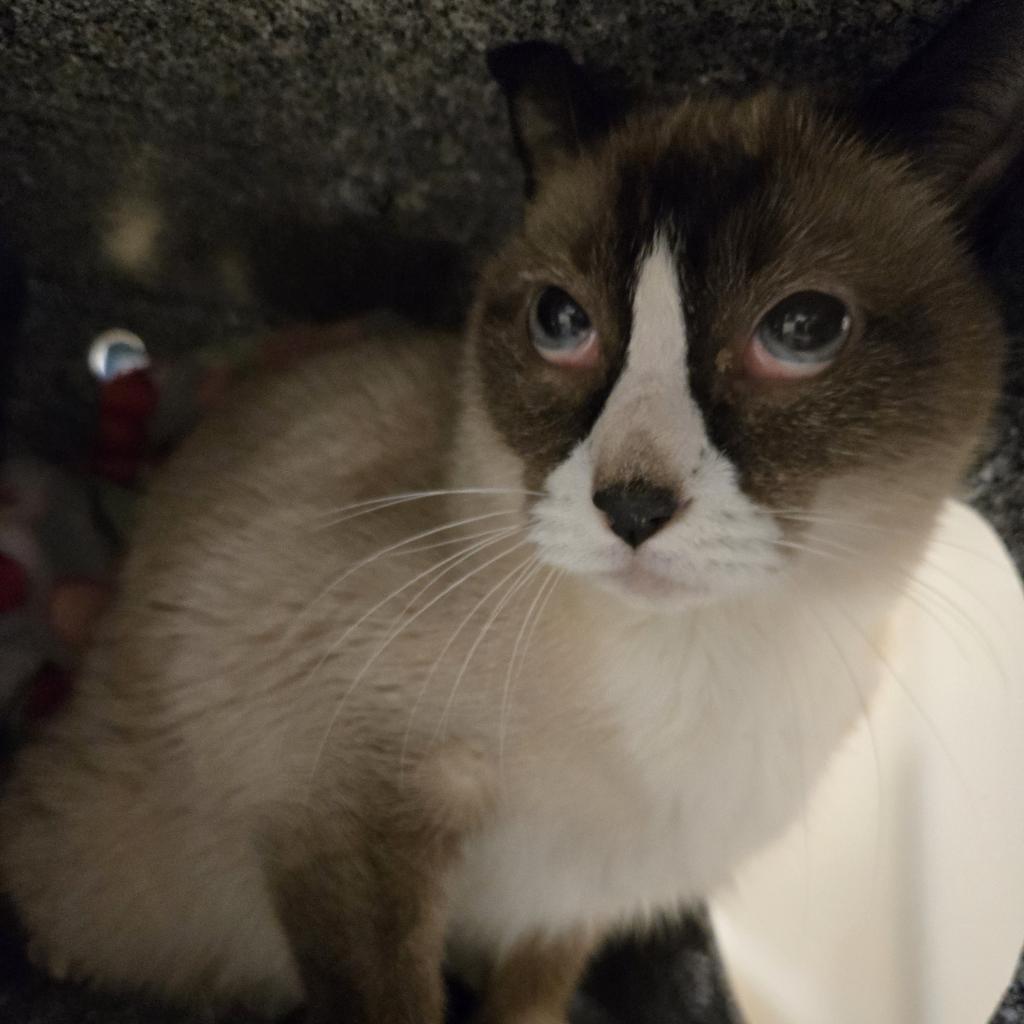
top-left (0, 2), bottom-right (1022, 1022)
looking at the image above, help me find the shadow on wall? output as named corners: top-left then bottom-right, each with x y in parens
top-left (2, 203), bottom-right (470, 462)
top-left (96, 187), bottom-right (472, 330)
top-left (239, 213), bottom-right (469, 328)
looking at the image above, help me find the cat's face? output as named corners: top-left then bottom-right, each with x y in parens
top-left (471, 89), bottom-right (1006, 608)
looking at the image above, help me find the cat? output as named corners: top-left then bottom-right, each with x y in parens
top-left (3, 1), bottom-right (1023, 1022)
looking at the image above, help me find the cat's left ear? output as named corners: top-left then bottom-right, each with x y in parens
top-left (860, 0), bottom-right (1024, 219)
top-left (487, 41), bottom-right (628, 198)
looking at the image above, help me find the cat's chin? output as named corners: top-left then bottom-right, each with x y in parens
top-left (590, 562), bottom-right (712, 612)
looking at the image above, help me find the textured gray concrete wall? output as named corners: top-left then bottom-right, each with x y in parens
top-left (2, 1), bottom-right (967, 263)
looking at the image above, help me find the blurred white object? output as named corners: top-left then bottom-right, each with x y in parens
top-left (87, 328), bottom-right (149, 381)
top-left (712, 499), bottom-right (1024, 1024)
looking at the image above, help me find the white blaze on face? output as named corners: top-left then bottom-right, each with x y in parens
top-left (529, 232), bottom-right (784, 605)
top-left (589, 233), bottom-right (706, 482)
top-left (631, 232), bottom-right (690, 372)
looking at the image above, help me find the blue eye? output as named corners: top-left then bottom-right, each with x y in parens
top-left (756, 291), bottom-right (851, 365)
top-left (530, 287), bottom-right (594, 354)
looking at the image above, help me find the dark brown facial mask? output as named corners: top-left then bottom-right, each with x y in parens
top-left (476, 3), bottom-right (1020, 564)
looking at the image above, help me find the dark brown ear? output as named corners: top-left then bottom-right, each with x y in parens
top-left (487, 41), bottom-right (628, 198)
top-left (861, 0), bottom-right (1024, 218)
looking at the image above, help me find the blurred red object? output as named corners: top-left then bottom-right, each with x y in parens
top-left (99, 368), bottom-right (158, 419)
top-left (0, 550), bottom-right (29, 612)
top-left (92, 368), bottom-right (159, 484)
top-left (23, 662), bottom-right (74, 720)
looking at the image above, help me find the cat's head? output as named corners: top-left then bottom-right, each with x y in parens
top-left (469, 0), bottom-right (1023, 610)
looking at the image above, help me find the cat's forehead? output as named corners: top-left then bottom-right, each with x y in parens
top-left (523, 91), bottom-right (946, 301)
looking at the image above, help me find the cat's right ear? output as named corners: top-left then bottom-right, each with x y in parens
top-left (487, 41), bottom-right (626, 198)
top-left (860, 0), bottom-right (1024, 222)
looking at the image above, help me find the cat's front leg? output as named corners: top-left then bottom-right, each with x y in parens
top-left (268, 807), bottom-right (456, 1024)
top-left (267, 744), bottom-right (494, 1024)
top-left (473, 929), bottom-right (597, 1024)
top-left (270, 837), bottom-right (448, 1022)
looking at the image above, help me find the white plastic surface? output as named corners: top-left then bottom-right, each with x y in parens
top-left (712, 500), bottom-right (1024, 1024)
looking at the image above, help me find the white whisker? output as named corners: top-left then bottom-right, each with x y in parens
top-left (385, 524), bottom-right (521, 559)
top-left (409, 553), bottom-right (542, 763)
top-left (433, 554), bottom-right (540, 746)
top-left (310, 488), bottom-right (542, 530)
top-left (769, 537), bottom-right (851, 563)
top-left (286, 509), bottom-right (523, 644)
top-left (302, 526), bottom-right (523, 702)
top-left (902, 571), bottom-right (1010, 693)
top-left (306, 537), bottom-right (531, 796)
top-left (771, 509), bottom-right (1004, 564)
top-left (373, 532), bottom-right (530, 676)
top-left (826, 594), bottom-right (980, 825)
top-left (499, 567), bottom-right (560, 779)
top-left (805, 597), bottom-right (884, 886)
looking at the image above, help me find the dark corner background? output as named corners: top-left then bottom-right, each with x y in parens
top-left (0, 1), bottom-right (1022, 1022)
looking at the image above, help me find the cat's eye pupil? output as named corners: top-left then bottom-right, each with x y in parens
top-left (757, 291), bottom-right (851, 364)
top-left (531, 287), bottom-right (593, 352)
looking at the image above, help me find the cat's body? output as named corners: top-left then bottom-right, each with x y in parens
top-left (1, 326), bottom-right (896, 1008)
top-left (3, 2), bottom-right (1024, 1022)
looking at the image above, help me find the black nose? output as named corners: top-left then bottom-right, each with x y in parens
top-left (592, 483), bottom-right (679, 548)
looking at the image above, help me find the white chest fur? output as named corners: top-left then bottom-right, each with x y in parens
top-left (447, 569), bottom-right (892, 954)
